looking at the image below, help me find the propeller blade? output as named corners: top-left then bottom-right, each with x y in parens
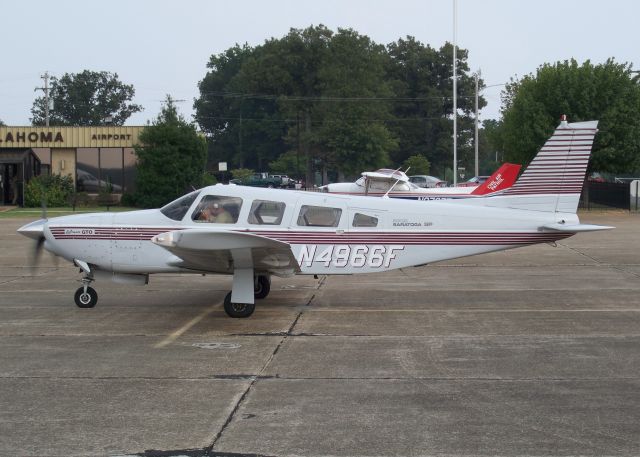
top-left (41, 196), bottom-right (48, 220)
top-left (30, 236), bottom-right (45, 275)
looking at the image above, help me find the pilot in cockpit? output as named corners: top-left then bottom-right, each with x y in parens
top-left (199, 202), bottom-right (233, 223)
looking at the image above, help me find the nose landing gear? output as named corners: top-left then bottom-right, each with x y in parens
top-left (73, 259), bottom-right (98, 308)
top-left (74, 277), bottom-right (98, 308)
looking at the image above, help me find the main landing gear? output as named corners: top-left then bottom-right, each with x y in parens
top-left (223, 274), bottom-right (271, 318)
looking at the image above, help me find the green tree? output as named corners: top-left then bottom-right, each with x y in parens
top-left (196, 25), bottom-right (398, 184)
top-left (196, 28), bottom-right (483, 183)
top-left (269, 150), bottom-right (300, 176)
top-left (231, 168), bottom-right (254, 181)
top-left (499, 59), bottom-right (640, 174)
top-left (402, 155), bottom-right (431, 175)
top-left (133, 96), bottom-right (207, 208)
top-left (31, 70), bottom-right (142, 126)
top-left (0, 118), bottom-right (5, 126)
top-left (24, 174), bottom-right (74, 207)
top-left (385, 37), bottom-right (484, 176)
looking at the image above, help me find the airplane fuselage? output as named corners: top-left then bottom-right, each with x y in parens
top-left (38, 184), bottom-right (576, 277)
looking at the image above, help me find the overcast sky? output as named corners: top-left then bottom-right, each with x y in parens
top-left (1, 0), bottom-right (637, 126)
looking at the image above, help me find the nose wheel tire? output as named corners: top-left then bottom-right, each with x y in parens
top-left (223, 292), bottom-right (255, 318)
top-left (74, 286), bottom-right (98, 308)
top-left (254, 275), bottom-right (271, 299)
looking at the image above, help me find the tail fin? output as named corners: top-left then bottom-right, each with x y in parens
top-left (470, 163), bottom-right (522, 195)
top-left (482, 117), bottom-right (598, 213)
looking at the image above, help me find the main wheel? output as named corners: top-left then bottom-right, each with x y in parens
top-left (254, 275), bottom-right (271, 299)
top-left (223, 292), bottom-right (255, 318)
top-left (74, 286), bottom-right (98, 308)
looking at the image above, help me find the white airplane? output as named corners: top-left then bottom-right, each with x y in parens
top-left (18, 117), bottom-right (611, 318)
top-left (321, 162), bottom-right (521, 200)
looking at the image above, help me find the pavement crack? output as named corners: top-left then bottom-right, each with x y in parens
top-left (207, 309), bottom-right (303, 452)
top-left (561, 243), bottom-right (640, 279)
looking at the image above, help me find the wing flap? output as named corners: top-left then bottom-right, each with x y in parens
top-left (152, 229), bottom-right (300, 275)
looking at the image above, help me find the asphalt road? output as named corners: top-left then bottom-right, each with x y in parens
top-left (1, 212), bottom-right (639, 456)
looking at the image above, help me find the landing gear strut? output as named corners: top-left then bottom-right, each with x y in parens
top-left (74, 276), bottom-right (98, 308)
top-left (223, 273), bottom-right (270, 318)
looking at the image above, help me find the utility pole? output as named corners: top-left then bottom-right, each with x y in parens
top-left (474, 71), bottom-right (480, 178)
top-left (452, 0), bottom-right (457, 186)
top-left (35, 72), bottom-right (51, 126)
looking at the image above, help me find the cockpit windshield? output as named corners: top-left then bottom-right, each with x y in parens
top-left (160, 190), bottom-right (201, 221)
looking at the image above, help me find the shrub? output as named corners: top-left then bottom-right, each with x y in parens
top-left (24, 174), bottom-right (75, 207)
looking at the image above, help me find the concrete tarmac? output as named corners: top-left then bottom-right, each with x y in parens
top-left (0, 212), bottom-right (639, 456)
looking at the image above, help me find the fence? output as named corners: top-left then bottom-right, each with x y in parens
top-left (579, 181), bottom-right (630, 210)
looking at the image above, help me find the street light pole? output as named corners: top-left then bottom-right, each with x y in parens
top-left (474, 71), bottom-right (479, 178)
top-left (452, 0), bottom-right (457, 186)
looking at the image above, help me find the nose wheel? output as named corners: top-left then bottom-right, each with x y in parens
top-left (74, 273), bottom-right (98, 308)
top-left (74, 286), bottom-right (98, 308)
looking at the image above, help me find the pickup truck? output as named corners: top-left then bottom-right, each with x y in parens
top-left (230, 172), bottom-right (282, 188)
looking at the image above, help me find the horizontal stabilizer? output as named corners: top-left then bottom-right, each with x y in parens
top-left (541, 223), bottom-right (614, 232)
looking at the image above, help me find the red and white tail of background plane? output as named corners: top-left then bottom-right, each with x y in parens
top-left (470, 163), bottom-right (522, 196)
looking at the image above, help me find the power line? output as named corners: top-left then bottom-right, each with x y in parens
top-left (199, 91), bottom-right (479, 101)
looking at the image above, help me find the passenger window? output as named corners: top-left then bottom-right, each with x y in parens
top-left (248, 200), bottom-right (286, 225)
top-left (192, 195), bottom-right (242, 224)
top-left (297, 205), bottom-right (342, 227)
top-left (353, 213), bottom-right (378, 227)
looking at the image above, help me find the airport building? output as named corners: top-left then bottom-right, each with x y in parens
top-left (0, 125), bottom-right (144, 205)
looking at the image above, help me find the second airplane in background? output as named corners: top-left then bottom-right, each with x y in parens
top-left (321, 162), bottom-right (521, 200)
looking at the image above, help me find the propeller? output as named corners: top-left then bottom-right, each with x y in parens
top-left (28, 194), bottom-right (55, 274)
top-left (30, 236), bottom-right (45, 275)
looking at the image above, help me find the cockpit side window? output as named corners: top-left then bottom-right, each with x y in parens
top-left (369, 180), bottom-right (391, 192)
top-left (248, 200), bottom-right (286, 225)
top-left (160, 191), bottom-right (201, 221)
top-left (192, 195), bottom-right (242, 224)
top-left (297, 205), bottom-right (342, 227)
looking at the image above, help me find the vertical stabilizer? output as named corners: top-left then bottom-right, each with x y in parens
top-left (483, 117), bottom-right (598, 213)
top-left (470, 163), bottom-right (522, 195)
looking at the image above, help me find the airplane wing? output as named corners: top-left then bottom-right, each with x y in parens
top-left (362, 169), bottom-right (410, 183)
top-left (151, 229), bottom-right (300, 276)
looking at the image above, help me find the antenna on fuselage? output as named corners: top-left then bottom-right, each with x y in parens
top-left (382, 167), bottom-right (410, 199)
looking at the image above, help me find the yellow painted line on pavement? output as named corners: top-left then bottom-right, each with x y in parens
top-left (154, 304), bottom-right (219, 348)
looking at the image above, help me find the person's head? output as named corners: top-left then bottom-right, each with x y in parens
top-left (210, 202), bottom-right (223, 215)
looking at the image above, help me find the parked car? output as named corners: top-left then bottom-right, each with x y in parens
top-left (408, 175), bottom-right (447, 188)
top-left (270, 174), bottom-right (294, 188)
top-left (230, 172), bottom-right (282, 188)
top-left (457, 176), bottom-right (490, 187)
